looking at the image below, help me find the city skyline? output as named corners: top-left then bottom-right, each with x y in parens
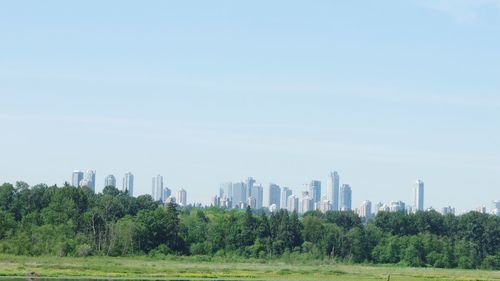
top-left (63, 168), bottom-right (499, 216)
top-left (2, 1), bottom-right (500, 214)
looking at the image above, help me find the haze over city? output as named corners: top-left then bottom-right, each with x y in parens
top-left (1, 1), bottom-right (500, 213)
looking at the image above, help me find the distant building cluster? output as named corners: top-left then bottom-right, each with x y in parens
top-left (71, 170), bottom-right (187, 206)
top-left (212, 172), bottom-right (357, 214)
top-left (70, 169), bottom-right (499, 217)
top-left (73, 170), bottom-right (134, 196)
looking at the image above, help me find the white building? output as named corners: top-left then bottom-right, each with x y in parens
top-left (359, 200), bottom-right (372, 219)
top-left (177, 188), bottom-right (187, 206)
top-left (287, 195), bottom-right (299, 213)
top-left (80, 170), bottom-right (96, 193)
top-left (151, 175), bottom-right (163, 202)
top-left (122, 172), bottom-right (134, 196)
top-left (414, 180), bottom-right (424, 211)
top-left (72, 170), bottom-right (84, 187)
top-left (104, 174), bottom-right (116, 188)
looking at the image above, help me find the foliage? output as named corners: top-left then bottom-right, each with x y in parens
top-left (0, 182), bottom-right (498, 270)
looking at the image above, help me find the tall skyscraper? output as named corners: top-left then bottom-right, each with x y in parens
top-left (251, 184), bottom-right (263, 209)
top-left (309, 180), bottom-right (321, 204)
top-left (152, 175), bottom-right (164, 202)
top-left (414, 180), bottom-right (424, 211)
top-left (269, 183), bottom-right (281, 209)
top-left (287, 195), bottom-right (299, 213)
top-left (246, 177), bottom-right (255, 197)
top-left (177, 188), bottom-right (187, 206)
top-left (72, 170), bottom-right (84, 187)
top-left (104, 174), bottom-right (116, 188)
top-left (220, 182), bottom-right (233, 200)
top-left (232, 182), bottom-right (246, 206)
top-left (339, 184), bottom-right (352, 211)
top-left (359, 200), bottom-right (372, 218)
top-left (122, 172), bottom-right (134, 196)
top-left (327, 172), bottom-right (340, 211)
top-left (281, 187), bottom-right (292, 210)
top-left (80, 170), bottom-right (96, 193)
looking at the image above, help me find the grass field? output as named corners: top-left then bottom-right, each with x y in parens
top-left (0, 255), bottom-right (498, 281)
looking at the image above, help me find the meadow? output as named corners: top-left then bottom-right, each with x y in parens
top-left (0, 255), bottom-right (498, 281)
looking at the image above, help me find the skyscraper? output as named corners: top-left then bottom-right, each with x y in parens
top-left (414, 180), bottom-right (424, 211)
top-left (177, 188), bottom-right (187, 206)
top-left (152, 175), bottom-right (163, 202)
top-left (390, 201), bottom-right (406, 212)
top-left (72, 170), bottom-right (84, 187)
top-left (327, 172), bottom-right (340, 211)
top-left (80, 170), bottom-right (96, 193)
top-left (232, 182), bottom-right (246, 206)
top-left (309, 180), bottom-right (321, 205)
top-left (104, 174), bottom-right (116, 188)
top-left (246, 177), bottom-right (255, 198)
top-left (247, 196), bottom-right (257, 209)
top-left (251, 184), bottom-right (263, 209)
top-left (220, 182), bottom-right (233, 200)
top-left (269, 183), bottom-right (281, 209)
top-left (287, 195), bottom-right (299, 213)
top-left (301, 193), bottom-right (314, 213)
top-left (281, 187), bottom-right (292, 210)
top-left (339, 184), bottom-right (352, 211)
top-left (359, 200), bottom-right (372, 218)
top-left (122, 172), bottom-right (134, 196)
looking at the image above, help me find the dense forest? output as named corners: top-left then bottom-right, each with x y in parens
top-left (0, 182), bottom-right (498, 270)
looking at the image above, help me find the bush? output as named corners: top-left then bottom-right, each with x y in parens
top-left (75, 244), bottom-right (92, 257)
top-left (481, 255), bottom-right (499, 270)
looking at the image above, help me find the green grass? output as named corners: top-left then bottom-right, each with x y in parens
top-left (0, 255), bottom-right (498, 281)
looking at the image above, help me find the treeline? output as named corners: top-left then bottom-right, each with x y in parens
top-left (0, 182), bottom-right (498, 269)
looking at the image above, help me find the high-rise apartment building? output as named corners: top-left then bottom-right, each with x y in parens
top-left (339, 184), bottom-right (352, 211)
top-left (246, 177), bottom-right (255, 197)
top-left (247, 196), bottom-right (257, 209)
top-left (390, 201), bottom-right (406, 212)
top-left (72, 170), bottom-right (84, 187)
top-left (152, 175), bottom-right (164, 202)
top-left (104, 174), bottom-right (116, 188)
top-left (251, 184), bottom-right (263, 209)
top-left (122, 172), bottom-right (134, 196)
top-left (80, 170), bottom-right (96, 193)
top-left (301, 194), bottom-right (314, 213)
top-left (177, 188), bottom-right (187, 206)
top-left (309, 180), bottom-right (321, 205)
top-left (287, 195), bottom-right (299, 213)
top-left (327, 172), bottom-right (340, 211)
top-left (359, 200), bottom-right (372, 218)
top-left (269, 183), bottom-right (281, 209)
top-left (281, 187), bottom-right (292, 210)
top-left (232, 182), bottom-right (246, 206)
top-left (414, 180), bottom-right (424, 211)
top-left (220, 182), bottom-right (233, 200)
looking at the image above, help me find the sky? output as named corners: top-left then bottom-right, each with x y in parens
top-left (1, 0), bottom-right (499, 213)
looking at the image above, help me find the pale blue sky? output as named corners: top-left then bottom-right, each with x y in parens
top-left (1, 0), bottom-right (499, 212)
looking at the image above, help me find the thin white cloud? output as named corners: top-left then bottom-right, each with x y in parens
top-left (421, 0), bottom-right (500, 22)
